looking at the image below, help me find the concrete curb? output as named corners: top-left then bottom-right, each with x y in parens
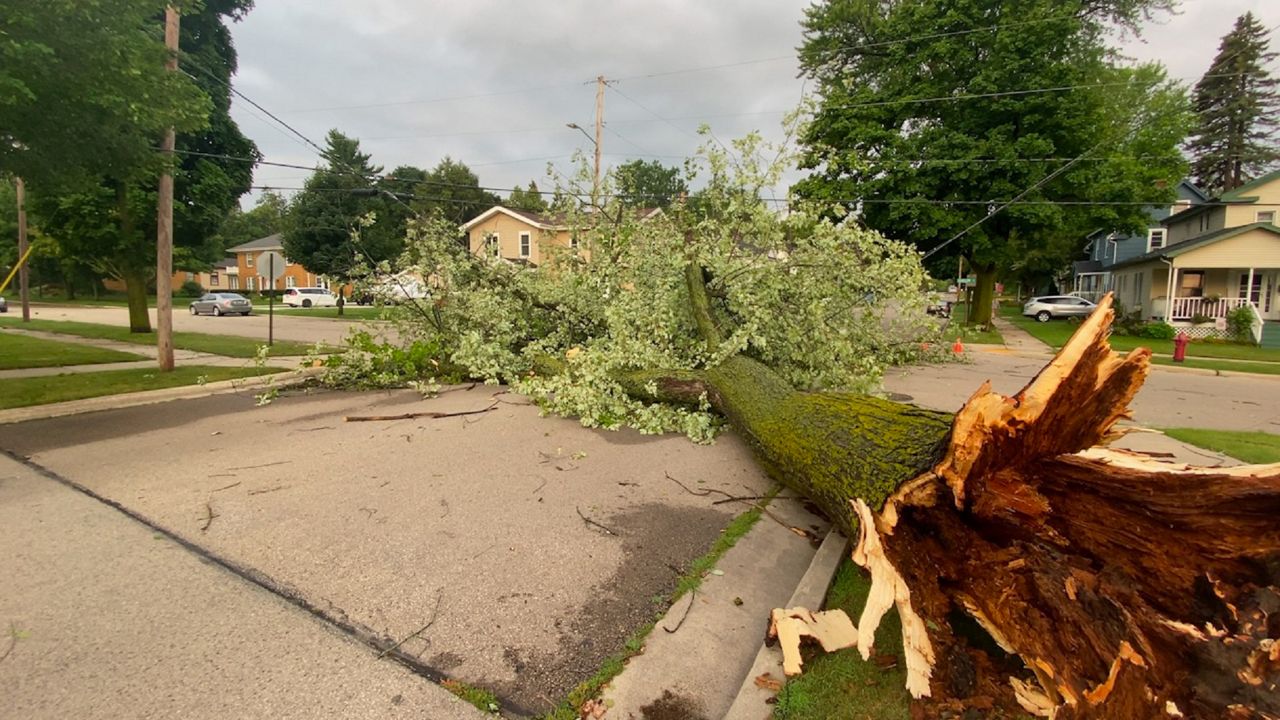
top-left (0, 366), bottom-right (323, 425)
top-left (722, 529), bottom-right (851, 720)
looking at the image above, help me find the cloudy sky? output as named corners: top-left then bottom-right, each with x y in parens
top-left (226, 0), bottom-right (1279, 207)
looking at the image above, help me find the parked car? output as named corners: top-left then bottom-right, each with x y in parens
top-left (190, 292), bottom-right (252, 316)
top-left (282, 287), bottom-right (339, 308)
top-left (0, 295), bottom-right (7, 313)
top-left (1022, 295), bottom-right (1097, 322)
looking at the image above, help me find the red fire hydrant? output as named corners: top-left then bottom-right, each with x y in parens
top-left (1173, 331), bottom-right (1189, 363)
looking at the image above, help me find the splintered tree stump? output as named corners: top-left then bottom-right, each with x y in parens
top-left (641, 282), bottom-right (1280, 719)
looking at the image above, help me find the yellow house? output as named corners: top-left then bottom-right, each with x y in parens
top-left (1107, 169), bottom-right (1280, 344)
top-left (460, 206), bottom-right (663, 266)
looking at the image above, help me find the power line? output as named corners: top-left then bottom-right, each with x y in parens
top-left (284, 80), bottom-right (592, 114)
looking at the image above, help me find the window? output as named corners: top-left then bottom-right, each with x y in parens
top-left (186, 272), bottom-right (195, 281)
top-left (519, 232), bottom-right (531, 258)
top-left (1239, 273), bottom-right (1263, 303)
top-left (570, 235), bottom-right (580, 253)
top-left (1147, 228), bottom-right (1166, 251)
top-left (229, 277), bottom-right (239, 290)
top-left (285, 276), bottom-right (296, 288)
top-left (210, 272), bottom-right (219, 286)
top-left (1180, 271), bottom-right (1204, 297)
top-left (1198, 213), bottom-right (1209, 233)
top-left (485, 233), bottom-right (500, 258)
top-left (246, 254), bottom-right (254, 267)
top-left (1258, 211), bottom-right (1276, 224)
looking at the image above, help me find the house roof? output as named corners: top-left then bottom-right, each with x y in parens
top-left (1109, 222), bottom-right (1280, 270)
top-left (1218, 168), bottom-right (1280, 203)
top-left (460, 205), bottom-right (665, 232)
top-left (226, 233), bottom-right (284, 253)
top-left (212, 258), bottom-right (237, 269)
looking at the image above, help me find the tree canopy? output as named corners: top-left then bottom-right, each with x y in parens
top-left (613, 159), bottom-right (688, 208)
top-left (795, 0), bottom-right (1188, 323)
top-left (1187, 12), bottom-right (1280, 194)
top-left (506, 181), bottom-right (549, 213)
top-left (0, 0), bottom-right (211, 187)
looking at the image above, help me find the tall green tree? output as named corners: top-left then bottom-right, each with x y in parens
top-left (0, 0), bottom-right (209, 186)
top-left (211, 190), bottom-right (288, 252)
top-left (411, 157), bottom-right (501, 225)
top-left (506, 181), bottom-right (549, 213)
top-left (284, 131), bottom-right (403, 313)
top-left (795, 0), bottom-right (1187, 326)
top-left (24, 0), bottom-right (257, 331)
top-left (1187, 12), bottom-right (1280, 194)
top-left (613, 159), bottom-right (687, 208)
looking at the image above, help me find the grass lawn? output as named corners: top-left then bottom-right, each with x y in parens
top-left (1160, 428), bottom-right (1280, 464)
top-left (0, 365), bottom-right (283, 410)
top-left (1150, 356), bottom-right (1280, 375)
top-left (772, 559), bottom-right (911, 720)
top-left (944, 303), bottom-right (1004, 345)
top-left (0, 318), bottom-right (323, 357)
top-left (0, 333), bottom-right (146, 370)
top-left (269, 306), bottom-right (387, 320)
top-left (999, 306), bottom-right (1280, 362)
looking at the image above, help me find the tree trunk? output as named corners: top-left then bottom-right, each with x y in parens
top-left (626, 267), bottom-right (1280, 718)
top-left (968, 263), bottom-right (997, 328)
top-left (122, 268), bottom-right (152, 333)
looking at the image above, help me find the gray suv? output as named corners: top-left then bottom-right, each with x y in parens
top-left (1022, 295), bottom-right (1097, 322)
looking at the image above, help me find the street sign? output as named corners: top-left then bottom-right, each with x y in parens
top-left (256, 251), bottom-right (287, 283)
top-left (957, 277), bottom-right (976, 286)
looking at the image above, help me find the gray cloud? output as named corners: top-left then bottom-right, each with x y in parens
top-left (227, 0), bottom-right (1279, 205)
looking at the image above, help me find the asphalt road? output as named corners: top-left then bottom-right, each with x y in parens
top-left (883, 347), bottom-right (1280, 432)
top-left (22, 303), bottom-right (377, 345)
top-left (1, 387), bottom-right (790, 717)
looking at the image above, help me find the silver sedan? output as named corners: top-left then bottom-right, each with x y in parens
top-left (1022, 295), bottom-right (1097, 322)
top-left (189, 292), bottom-right (253, 316)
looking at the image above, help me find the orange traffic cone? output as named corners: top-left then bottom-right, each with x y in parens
top-left (952, 337), bottom-right (964, 354)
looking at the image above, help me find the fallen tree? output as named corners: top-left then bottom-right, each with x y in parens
top-left (345, 135), bottom-right (1278, 717)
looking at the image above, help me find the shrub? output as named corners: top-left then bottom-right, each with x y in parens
top-left (1226, 305), bottom-right (1255, 342)
top-left (1139, 322), bottom-right (1177, 340)
top-left (1190, 313), bottom-right (1214, 325)
top-left (179, 280), bottom-right (204, 297)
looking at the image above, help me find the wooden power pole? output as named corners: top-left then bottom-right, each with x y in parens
top-left (593, 75), bottom-right (605, 203)
top-left (155, 5), bottom-right (180, 371)
top-left (16, 176), bottom-right (29, 322)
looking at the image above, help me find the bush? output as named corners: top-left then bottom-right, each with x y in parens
top-left (179, 280), bottom-right (204, 297)
top-left (1226, 305), bottom-right (1255, 342)
top-left (1190, 313), bottom-right (1214, 325)
top-left (1138, 322), bottom-right (1177, 340)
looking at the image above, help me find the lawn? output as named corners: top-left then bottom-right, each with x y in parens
top-left (1000, 306), bottom-right (1280, 362)
top-left (0, 333), bottom-right (146, 370)
top-left (269, 305), bottom-right (387, 320)
top-left (1150, 356), bottom-right (1280, 375)
top-left (943, 302), bottom-right (1004, 345)
top-left (0, 365), bottom-right (283, 410)
top-left (0, 318), bottom-right (322, 357)
top-left (772, 559), bottom-right (911, 720)
top-left (1160, 428), bottom-right (1280, 464)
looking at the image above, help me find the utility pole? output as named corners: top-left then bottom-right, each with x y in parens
top-left (155, 5), bottom-right (180, 371)
top-left (593, 75), bottom-right (605, 204)
top-left (16, 176), bottom-right (29, 322)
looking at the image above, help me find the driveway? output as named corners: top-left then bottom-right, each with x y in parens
top-left (0, 387), bottom-right (784, 717)
top-left (23, 303), bottom-right (374, 346)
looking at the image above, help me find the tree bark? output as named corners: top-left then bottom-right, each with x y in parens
top-left (624, 266), bottom-right (1280, 718)
top-left (116, 182), bottom-right (151, 334)
top-left (969, 262), bottom-right (997, 328)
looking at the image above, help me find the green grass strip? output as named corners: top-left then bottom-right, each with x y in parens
top-left (0, 365), bottom-right (283, 409)
top-left (0, 333), bottom-right (146, 369)
top-left (1160, 428), bottom-right (1280, 464)
top-left (0, 317), bottom-right (320, 358)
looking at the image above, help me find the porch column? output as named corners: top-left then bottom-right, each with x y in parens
top-left (1166, 266), bottom-right (1178, 322)
top-left (1246, 267), bottom-right (1256, 309)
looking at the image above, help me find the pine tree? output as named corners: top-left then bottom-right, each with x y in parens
top-left (1188, 12), bottom-right (1280, 194)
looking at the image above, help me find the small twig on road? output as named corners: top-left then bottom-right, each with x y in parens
top-left (618, 481), bottom-right (640, 487)
top-left (576, 506), bottom-right (618, 536)
top-left (211, 481), bottom-right (242, 493)
top-left (247, 485), bottom-right (288, 496)
top-left (662, 589), bottom-right (697, 634)
top-left (290, 426), bottom-right (333, 433)
top-left (226, 460), bottom-right (289, 471)
top-left (711, 494), bottom-right (799, 505)
top-left (532, 479), bottom-right (548, 495)
top-left (379, 590), bottom-right (444, 659)
top-left (200, 501), bottom-right (218, 532)
top-left (344, 400), bottom-right (498, 423)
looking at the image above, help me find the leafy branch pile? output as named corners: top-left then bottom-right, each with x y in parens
top-left (329, 132), bottom-right (943, 441)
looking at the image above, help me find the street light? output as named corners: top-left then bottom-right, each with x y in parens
top-left (566, 123), bottom-right (601, 204)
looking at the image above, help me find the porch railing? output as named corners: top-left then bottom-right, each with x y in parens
top-left (1169, 296), bottom-right (1252, 321)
